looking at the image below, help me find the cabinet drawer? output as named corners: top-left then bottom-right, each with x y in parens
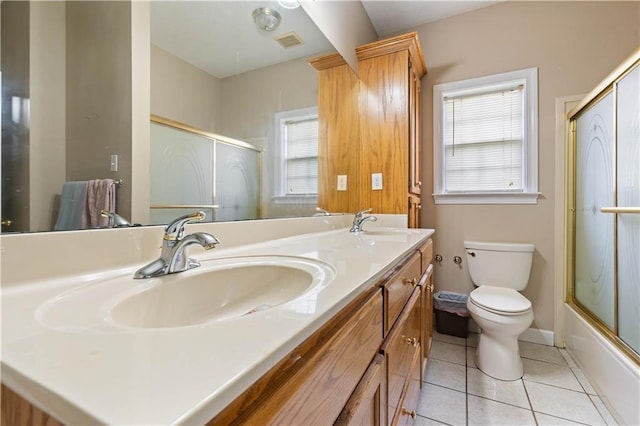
top-left (419, 239), bottom-right (433, 272)
top-left (384, 252), bottom-right (421, 334)
top-left (335, 353), bottom-right (387, 426)
top-left (394, 349), bottom-right (422, 426)
top-left (382, 288), bottom-right (421, 425)
top-left (242, 290), bottom-right (384, 425)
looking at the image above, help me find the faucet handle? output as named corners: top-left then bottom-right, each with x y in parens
top-left (355, 208), bottom-right (372, 219)
top-left (164, 211), bottom-right (206, 241)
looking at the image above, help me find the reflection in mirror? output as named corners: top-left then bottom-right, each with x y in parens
top-left (0, 0), bottom-right (336, 233)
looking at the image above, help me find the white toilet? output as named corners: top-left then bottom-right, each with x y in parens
top-left (464, 240), bottom-right (535, 381)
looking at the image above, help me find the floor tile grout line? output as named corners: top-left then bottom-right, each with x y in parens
top-left (521, 376), bottom-right (539, 425)
top-left (465, 335), bottom-right (469, 426)
top-left (416, 413), bottom-right (454, 426)
top-left (522, 377), bottom-right (597, 395)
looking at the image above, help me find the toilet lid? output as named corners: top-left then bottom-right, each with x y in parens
top-left (470, 286), bottom-right (532, 314)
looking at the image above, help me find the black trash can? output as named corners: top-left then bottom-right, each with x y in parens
top-left (433, 291), bottom-right (469, 338)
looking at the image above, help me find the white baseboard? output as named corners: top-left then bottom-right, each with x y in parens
top-left (519, 328), bottom-right (555, 346)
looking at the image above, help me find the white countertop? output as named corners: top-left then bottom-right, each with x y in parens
top-left (1, 227), bottom-right (434, 425)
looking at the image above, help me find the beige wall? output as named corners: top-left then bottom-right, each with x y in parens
top-left (29, 1), bottom-right (66, 232)
top-left (65, 1), bottom-right (133, 220)
top-left (416, 1), bottom-right (640, 331)
top-left (150, 44), bottom-right (221, 134)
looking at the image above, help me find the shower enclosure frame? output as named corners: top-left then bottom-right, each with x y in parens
top-left (565, 48), bottom-right (640, 367)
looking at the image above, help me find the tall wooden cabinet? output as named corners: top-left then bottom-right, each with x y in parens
top-left (311, 33), bottom-right (427, 227)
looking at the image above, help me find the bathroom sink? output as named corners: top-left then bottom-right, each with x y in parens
top-left (36, 256), bottom-right (335, 330)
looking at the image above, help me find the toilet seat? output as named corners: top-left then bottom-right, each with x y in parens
top-left (469, 286), bottom-right (531, 315)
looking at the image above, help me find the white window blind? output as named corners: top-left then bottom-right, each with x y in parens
top-left (283, 116), bottom-right (318, 195)
top-left (444, 86), bottom-right (524, 192)
top-left (433, 67), bottom-right (538, 204)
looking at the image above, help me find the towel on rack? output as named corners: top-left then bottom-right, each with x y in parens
top-left (54, 181), bottom-right (89, 231)
top-left (86, 179), bottom-right (117, 228)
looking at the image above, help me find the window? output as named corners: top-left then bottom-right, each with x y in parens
top-left (433, 68), bottom-right (539, 204)
top-left (274, 107), bottom-right (318, 202)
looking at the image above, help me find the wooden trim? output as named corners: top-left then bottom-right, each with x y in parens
top-left (308, 52), bottom-right (347, 70)
top-left (356, 32), bottom-right (427, 78)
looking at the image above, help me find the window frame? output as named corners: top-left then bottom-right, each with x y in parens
top-left (273, 106), bottom-right (318, 204)
top-left (433, 67), bottom-right (539, 204)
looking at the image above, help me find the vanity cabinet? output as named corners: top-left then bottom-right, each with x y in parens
top-left (311, 33), bottom-right (427, 226)
top-left (213, 236), bottom-right (433, 425)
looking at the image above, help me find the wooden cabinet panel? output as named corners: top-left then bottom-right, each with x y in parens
top-left (383, 252), bottom-right (422, 334)
top-left (239, 291), bottom-right (384, 425)
top-left (357, 50), bottom-right (410, 215)
top-left (382, 288), bottom-right (421, 425)
top-left (394, 349), bottom-right (422, 426)
top-left (313, 58), bottom-right (361, 214)
top-left (335, 353), bottom-right (387, 426)
top-left (1, 385), bottom-right (64, 426)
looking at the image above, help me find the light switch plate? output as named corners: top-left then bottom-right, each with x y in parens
top-left (110, 154), bottom-right (118, 172)
top-left (372, 173), bottom-right (383, 190)
top-left (337, 175), bottom-right (347, 191)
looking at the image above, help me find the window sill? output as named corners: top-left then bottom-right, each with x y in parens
top-left (273, 195), bottom-right (318, 205)
top-left (433, 192), bottom-right (540, 205)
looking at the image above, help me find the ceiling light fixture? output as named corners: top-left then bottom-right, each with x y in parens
top-left (277, 0), bottom-right (300, 9)
top-left (252, 7), bottom-right (282, 32)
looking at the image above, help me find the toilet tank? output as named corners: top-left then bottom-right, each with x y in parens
top-left (464, 241), bottom-right (535, 290)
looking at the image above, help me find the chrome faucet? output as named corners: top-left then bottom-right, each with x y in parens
top-left (349, 208), bottom-right (377, 232)
top-left (134, 211), bottom-right (220, 279)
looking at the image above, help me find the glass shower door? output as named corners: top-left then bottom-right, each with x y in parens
top-left (570, 57), bottom-right (640, 360)
top-left (574, 92), bottom-right (616, 329)
top-left (616, 64), bottom-right (640, 354)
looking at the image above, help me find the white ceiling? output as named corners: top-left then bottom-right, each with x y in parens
top-left (362, 1), bottom-right (501, 37)
top-left (150, 1), bottom-right (500, 79)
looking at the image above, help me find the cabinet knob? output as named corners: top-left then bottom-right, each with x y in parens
top-left (402, 408), bottom-right (417, 419)
top-left (1, 219), bottom-right (12, 226)
top-left (403, 277), bottom-right (417, 287)
top-left (402, 336), bottom-right (419, 347)
top-left (417, 181), bottom-right (422, 187)
top-left (429, 283), bottom-right (435, 292)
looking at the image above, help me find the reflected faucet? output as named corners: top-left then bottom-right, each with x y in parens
top-left (313, 207), bottom-right (330, 216)
top-left (100, 210), bottom-right (133, 228)
top-left (134, 211), bottom-right (220, 279)
top-left (349, 208), bottom-right (377, 232)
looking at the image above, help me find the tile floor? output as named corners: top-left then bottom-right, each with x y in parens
top-left (416, 331), bottom-right (619, 425)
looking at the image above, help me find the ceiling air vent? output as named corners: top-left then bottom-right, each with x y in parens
top-left (274, 32), bottom-right (304, 49)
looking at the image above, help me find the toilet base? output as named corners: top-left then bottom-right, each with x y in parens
top-left (474, 331), bottom-right (524, 381)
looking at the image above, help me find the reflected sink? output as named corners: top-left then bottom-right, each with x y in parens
top-left (36, 256), bottom-right (335, 331)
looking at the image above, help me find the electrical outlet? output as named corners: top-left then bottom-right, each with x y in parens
top-left (337, 175), bottom-right (347, 191)
top-left (372, 173), bottom-right (383, 190)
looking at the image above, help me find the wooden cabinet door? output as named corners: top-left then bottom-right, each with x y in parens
top-left (384, 252), bottom-right (422, 335)
top-left (394, 349), bottom-right (422, 426)
top-left (382, 288), bottom-right (421, 425)
top-left (420, 264), bottom-right (434, 362)
top-left (335, 353), bottom-right (387, 426)
top-left (409, 67), bottom-right (422, 196)
top-left (408, 195), bottom-right (421, 229)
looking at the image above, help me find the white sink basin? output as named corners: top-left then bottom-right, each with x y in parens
top-left (36, 256), bottom-right (335, 331)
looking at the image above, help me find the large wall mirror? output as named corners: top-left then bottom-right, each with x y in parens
top-left (0, 0), bottom-right (339, 233)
